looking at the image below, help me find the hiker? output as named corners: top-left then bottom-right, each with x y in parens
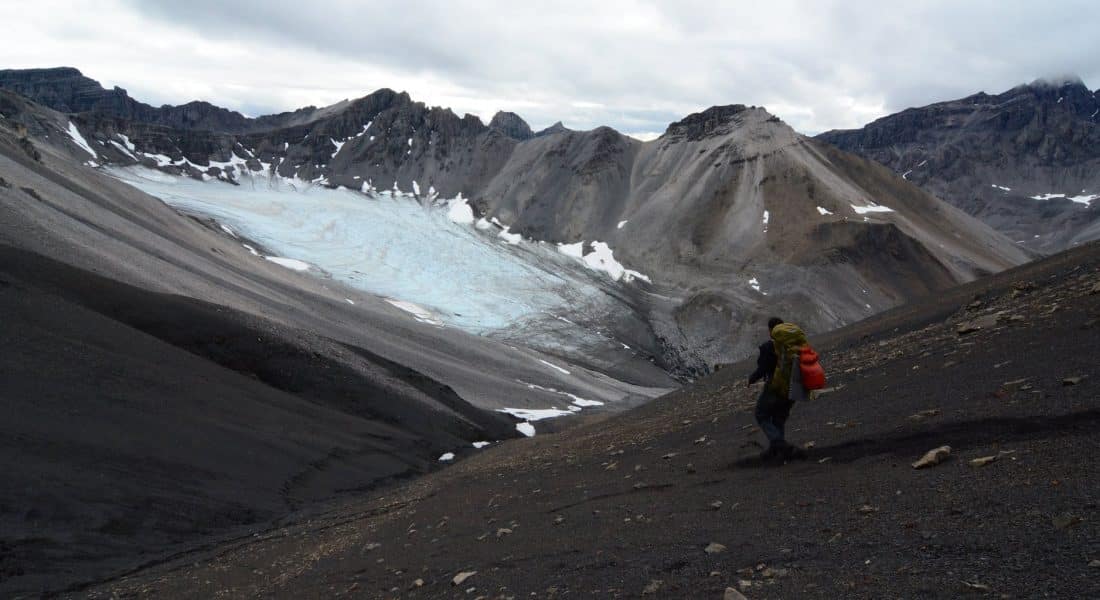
top-left (746, 317), bottom-right (783, 388)
top-left (747, 318), bottom-right (824, 459)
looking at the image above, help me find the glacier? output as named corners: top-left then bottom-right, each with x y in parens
top-left (106, 166), bottom-right (652, 356)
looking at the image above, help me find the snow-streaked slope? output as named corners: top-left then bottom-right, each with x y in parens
top-left (64, 120), bottom-right (97, 158)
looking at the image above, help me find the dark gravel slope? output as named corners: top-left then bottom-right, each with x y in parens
top-left (82, 242), bottom-right (1100, 599)
top-left (0, 246), bottom-right (514, 598)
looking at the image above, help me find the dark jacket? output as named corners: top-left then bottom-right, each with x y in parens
top-left (748, 340), bottom-right (777, 384)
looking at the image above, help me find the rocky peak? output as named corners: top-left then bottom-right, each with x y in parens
top-left (336, 89), bottom-right (412, 122)
top-left (663, 104), bottom-right (772, 141)
top-left (1012, 76), bottom-right (1096, 110)
top-left (1027, 74), bottom-right (1087, 91)
top-left (535, 121), bottom-right (569, 137)
top-left (488, 111), bottom-right (533, 140)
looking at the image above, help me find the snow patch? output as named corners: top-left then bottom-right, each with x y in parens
top-left (617, 220), bottom-right (628, 229)
top-left (560, 241), bottom-right (651, 283)
top-left (538, 359), bottom-right (571, 375)
top-left (499, 407), bottom-right (576, 421)
top-left (472, 441), bottom-right (491, 449)
top-left (109, 140), bottom-right (137, 160)
top-left (851, 204), bottom-right (894, 214)
top-left (1068, 194), bottom-right (1100, 205)
top-left (1031, 192), bottom-right (1099, 205)
top-left (142, 152), bottom-right (175, 167)
top-left (438, 452), bottom-right (455, 462)
top-left (557, 241), bottom-right (585, 259)
top-left (446, 197), bottom-right (475, 224)
top-left (498, 228), bottom-right (522, 245)
top-left (265, 256), bottom-right (311, 271)
top-left (749, 276), bottom-right (766, 295)
top-left (566, 395), bottom-right (603, 407)
top-left (205, 152), bottom-right (252, 180)
top-left (516, 422), bottom-right (536, 437)
top-left (65, 121), bottom-right (98, 158)
top-left (816, 206), bottom-right (833, 216)
top-left (991, 184), bottom-right (1012, 192)
top-left (385, 299), bottom-right (444, 326)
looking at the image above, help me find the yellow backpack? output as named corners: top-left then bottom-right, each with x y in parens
top-left (768, 323), bottom-right (809, 400)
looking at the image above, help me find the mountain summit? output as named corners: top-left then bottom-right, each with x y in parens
top-left (489, 111), bottom-right (534, 140)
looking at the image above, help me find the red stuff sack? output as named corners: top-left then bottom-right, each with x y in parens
top-left (799, 346), bottom-right (826, 391)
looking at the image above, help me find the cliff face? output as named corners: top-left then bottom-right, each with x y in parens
top-left (818, 78), bottom-right (1100, 253)
top-left (0, 68), bottom-right (1032, 372)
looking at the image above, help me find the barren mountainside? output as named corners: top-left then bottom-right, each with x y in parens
top-left (817, 78), bottom-right (1100, 253)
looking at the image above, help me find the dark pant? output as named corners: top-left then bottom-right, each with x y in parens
top-left (755, 387), bottom-right (793, 449)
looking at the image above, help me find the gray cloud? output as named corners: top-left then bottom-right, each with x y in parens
top-left (3, 0), bottom-right (1098, 135)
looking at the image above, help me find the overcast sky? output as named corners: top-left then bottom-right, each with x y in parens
top-left (3, 0), bottom-right (1097, 137)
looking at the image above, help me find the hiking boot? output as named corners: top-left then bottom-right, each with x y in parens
top-left (783, 445), bottom-right (808, 460)
top-left (760, 441), bottom-right (792, 460)
top-left (758, 444), bottom-right (782, 461)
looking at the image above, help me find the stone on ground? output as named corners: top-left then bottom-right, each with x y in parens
top-left (912, 445), bottom-right (952, 469)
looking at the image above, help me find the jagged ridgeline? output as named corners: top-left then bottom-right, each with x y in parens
top-left (0, 67), bottom-right (1030, 372)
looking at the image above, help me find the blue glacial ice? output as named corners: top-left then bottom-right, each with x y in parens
top-left (107, 167), bottom-right (648, 353)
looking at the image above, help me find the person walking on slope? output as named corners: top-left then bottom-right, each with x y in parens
top-left (747, 317), bottom-right (813, 460)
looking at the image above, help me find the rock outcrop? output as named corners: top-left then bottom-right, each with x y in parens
top-left (489, 110), bottom-right (534, 140)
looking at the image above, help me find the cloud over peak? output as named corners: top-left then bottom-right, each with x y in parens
top-left (2, 0), bottom-right (1096, 136)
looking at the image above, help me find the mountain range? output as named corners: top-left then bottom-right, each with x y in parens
top-left (818, 77), bottom-right (1100, 253)
top-left (0, 67), bottom-right (1030, 373)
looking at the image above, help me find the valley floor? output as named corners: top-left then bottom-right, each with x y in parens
top-left (74, 243), bottom-right (1100, 599)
